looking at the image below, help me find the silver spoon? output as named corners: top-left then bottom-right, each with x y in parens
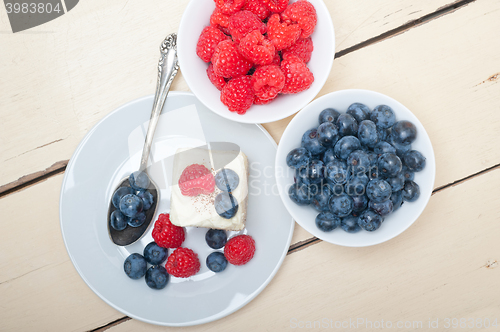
top-left (107, 33), bottom-right (179, 246)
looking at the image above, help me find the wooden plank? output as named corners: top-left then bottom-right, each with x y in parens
top-left (97, 166), bottom-right (500, 332)
top-left (0, 0), bottom-right (459, 189)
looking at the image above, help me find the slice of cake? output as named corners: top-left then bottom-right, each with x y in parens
top-left (169, 146), bottom-right (248, 231)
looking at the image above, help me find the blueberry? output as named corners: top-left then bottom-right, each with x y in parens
top-left (369, 199), bottom-right (393, 216)
top-left (301, 129), bottom-right (327, 155)
top-left (388, 135), bottom-right (412, 158)
top-left (358, 120), bottom-right (379, 148)
top-left (128, 212), bottom-right (146, 227)
top-left (322, 148), bottom-right (336, 164)
top-left (206, 252), bottom-right (228, 273)
top-left (358, 210), bottom-right (384, 231)
top-left (119, 194), bottom-right (144, 217)
top-left (112, 186), bottom-right (135, 209)
top-left (214, 192), bottom-right (238, 218)
top-left (307, 160), bottom-right (325, 183)
top-left (390, 190), bottom-right (404, 211)
top-left (366, 179), bottom-right (392, 203)
top-left (392, 120), bottom-right (417, 144)
top-left (370, 105), bottom-right (396, 129)
top-left (402, 180), bottom-right (420, 202)
top-left (110, 210), bottom-right (128, 231)
top-left (286, 147), bottom-right (312, 169)
top-left (288, 183), bottom-right (312, 205)
top-left (334, 136), bottom-right (361, 160)
top-left (347, 149), bottom-right (371, 172)
top-left (124, 253), bottom-right (147, 279)
top-left (129, 171), bottom-right (151, 191)
top-left (317, 122), bottom-right (340, 147)
top-left (351, 194), bottom-right (368, 212)
top-left (137, 190), bottom-right (154, 211)
top-left (403, 150), bottom-right (426, 172)
top-left (374, 141), bottom-right (396, 157)
top-left (345, 173), bottom-right (369, 197)
top-left (143, 242), bottom-right (168, 265)
top-left (315, 212), bottom-right (340, 232)
top-left (145, 266), bottom-right (169, 289)
top-left (340, 216), bottom-right (361, 233)
top-left (377, 127), bottom-right (392, 142)
top-left (329, 194), bottom-right (353, 217)
top-left (386, 172), bottom-right (405, 192)
top-left (215, 168), bottom-right (240, 192)
top-left (346, 103), bottom-right (371, 123)
top-left (205, 229), bottom-right (227, 249)
top-left (378, 153), bottom-right (402, 177)
top-left (312, 186), bottom-right (332, 212)
top-left (402, 166), bottom-right (415, 181)
top-left (296, 166), bottom-right (320, 186)
top-left (325, 160), bottom-right (348, 185)
top-left (319, 108), bottom-right (341, 124)
top-left (336, 114), bottom-right (358, 137)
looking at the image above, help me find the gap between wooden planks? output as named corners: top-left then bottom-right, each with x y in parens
top-left (0, 0), bottom-right (477, 199)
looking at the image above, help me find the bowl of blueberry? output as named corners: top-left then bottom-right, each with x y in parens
top-left (275, 89), bottom-right (435, 247)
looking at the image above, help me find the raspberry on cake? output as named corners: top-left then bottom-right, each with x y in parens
top-left (170, 146), bottom-right (249, 231)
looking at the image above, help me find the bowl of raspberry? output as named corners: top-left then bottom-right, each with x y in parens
top-left (177, 0), bottom-right (335, 123)
top-left (275, 89), bottom-right (436, 247)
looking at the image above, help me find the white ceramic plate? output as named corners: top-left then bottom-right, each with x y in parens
top-left (275, 89), bottom-right (435, 247)
top-left (177, 0), bottom-right (335, 124)
top-left (60, 92), bottom-right (294, 326)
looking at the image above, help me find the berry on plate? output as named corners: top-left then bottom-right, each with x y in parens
top-left (123, 253), bottom-right (147, 279)
top-left (267, 13), bottom-right (301, 51)
top-left (207, 62), bottom-right (227, 91)
top-left (281, 0), bottom-right (317, 38)
top-left (221, 75), bottom-right (255, 114)
top-left (166, 247), bottom-right (201, 278)
top-left (178, 164), bottom-right (215, 196)
top-left (214, 0), bottom-right (246, 15)
top-left (196, 26), bottom-right (228, 63)
top-left (145, 266), bottom-right (169, 290)
top-left (239, 30), bottom-right (275, 66)
top-left (212, 40), bottom-right (253, 79)
top-left (283, 37), bottom-right (313, 63)
top-left (205, 229), bottom-right (228, 249)
top-left (206, 252), bottom-right (228, 272)
top-left (228, 10), bottom-right (267, 42)
top-left (251, 65), bottom-right (285, 101)
top-left (152, 213), bottom-right (185, 248)
top-left (143, 241), bottom-right (169, 265)
top-left (224, 234), bottom-right (256, 265)
top-left (280, 53), bottom-right (314, 94)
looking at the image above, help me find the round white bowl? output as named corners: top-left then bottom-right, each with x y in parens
top-left (177, 0), bottom-right (335, 124)
top-left (275, 89), bottom-right (436, 247)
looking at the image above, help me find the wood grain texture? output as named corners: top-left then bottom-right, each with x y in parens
top-left (0, 0), bottom-right (458, 189)
top-left (90, 167), bottom-right (500, 332)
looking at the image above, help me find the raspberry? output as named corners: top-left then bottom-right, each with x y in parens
top-left (261, 0), bottom-right (288, 13)
top-left (267, 13), bottom-right (301, 50)
top-left (210, 9), bottom-right (231, 35)
top-left (281, 0), bottom-right (317, 38)
top-left (152, 214), bottom-right (185, 248)
top-left (214, 0), bottom-right (246, 15)
top-left (212, 40), bottom-right (253, 78)
top-left (238, 30), bottom-right (275, 65)
top-left (228, 10), bottom-right (266, 42)
top-left (166, 248), bottom-right (201, 278)
top-left (221, 76), bottom-right (254, 114)
top-left (280, 53), bottom-right (314, 94)
top-left (224, 235), bottom-right (256, 265)
top-left (283, 37), bottom-right (313, 63)
top-left (207, 62), bottom-right (226, 90)
top-left (179, 164), bottom-right (215, 196)
top-left (242, 0), bottom-right (270, 20)
top-left (251, 65), bottom-right (285, 101)
top-left (271, 51), bottom-right (282, 66)
top-left (254, 95), bottom-right (276, 105)
top-left (196, 26), bottom-right (228, 63)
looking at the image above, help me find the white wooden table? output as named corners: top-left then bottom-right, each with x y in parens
top-left (1, 0), bottom-right (499, 331)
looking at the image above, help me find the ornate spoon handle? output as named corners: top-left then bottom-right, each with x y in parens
top-left (139, 33), bottom-right (179, 172)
